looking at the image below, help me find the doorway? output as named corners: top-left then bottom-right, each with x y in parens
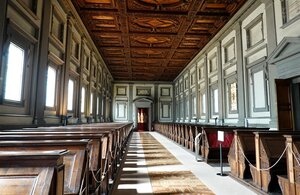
top-left (137, 108), bottom-right (149, 131)
top-left (276, 77), bottom-right (300, 130)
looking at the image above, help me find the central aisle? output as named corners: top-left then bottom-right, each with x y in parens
top-left (111, 132), bottom-right (257, 195)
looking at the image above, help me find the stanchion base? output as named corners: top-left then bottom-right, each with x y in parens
top-left (217, 173), bottom-right (228, 177)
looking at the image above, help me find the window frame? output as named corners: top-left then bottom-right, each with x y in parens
top-left (249, 64), bottom-right (269, 112)
top-left (245, 14), bottom-right (264, 49)
top-left (81, 86), bottom-right (86, 114)
top-left (210, 84), bottom-right (219, 116)
top-left (209, 54), bottom-right (217, 73)
top-left (161, 101), bottom-right (171, 119)
top-left (226, 77), bottom-right (238, 114)
top-left (0, 22), bottom-right (35, 115)
top-left (281, 0), bottom-right (300, 25)
top-left (199, 91), bottom-right (206, 117)
top-left (67, 78), bottom-right (76, 112)
top-left (224, 37), bottom-right (236, 64)
top-left (45, 63), bottom-right (60, 112)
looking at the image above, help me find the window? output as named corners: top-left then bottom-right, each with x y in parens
top-left (96, 97), bottom-right (99, 115)
top-left (211, 87), bottom-right (219, 115)
top-left (90, 93), bottom-right (93, 115)
top-left (191, 95), bottom-right (196, 116)
top-left (67, 79), bottom-right (74, 111)
top-left (282, 0), bottom-right (300, 24)
top-left (185, 98), bottom-right (189, 118)
top-left (81, 87), bottom-right (86, 113)
top-left (201, 93), bottom-right (206, 115)
top-left (228, 81), bottom-right (238, 113)
top-left (180, 100), bottom-right (184, 119)
top-left (45, 66), bottom-right (57, 107)
top-left (4, 42), bottom-right (25, 102)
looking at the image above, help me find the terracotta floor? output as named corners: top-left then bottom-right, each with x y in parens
top-left (110, 132), bottom-right (258, 195)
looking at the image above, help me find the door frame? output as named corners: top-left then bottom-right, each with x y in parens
top-left (133, 97), bottom-right (153, 131)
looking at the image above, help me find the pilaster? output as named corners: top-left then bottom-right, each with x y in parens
top-left (33, 0), bottom-right (51, 125)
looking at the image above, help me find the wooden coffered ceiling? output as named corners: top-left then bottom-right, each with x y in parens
top-left (71, 0), bottom-right (247, 81)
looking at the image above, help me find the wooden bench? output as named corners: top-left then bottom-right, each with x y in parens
top-left (0, 150), bottom-right (67, 195)
top-left (278, 135), bottom-right (300, 195)
top-left (249, 131), bottom-right (300, 193)
top-left (6, 122), bottom-right (133, 194)
top-left (200, 126), bottom-right (235, 163)
top-left (0, 139), bottom-right (90, 195)
top-left (0, 132), bottom-right (108, 194)
top-left (228, 129), bottom-right (269, 180)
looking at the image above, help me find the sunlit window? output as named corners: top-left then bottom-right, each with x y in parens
top-left (4, 42), bottom-right (25, 102)
top-left (81, 87), bottom-right (85, 113)
top-left (229, 82), bottom-right (238, 112)
top-left (202, 93), bottom-right (206, 114)
top-left (45, 66), bottom-right (56, 107)
top-left (90, 93), bottom-right (93, 114)
top-left (96, 97), bottom-right (99, 115)
top-left (67, 79), bottom-right (74, 111)
top-left (213, 88), bottom-right (219, 114)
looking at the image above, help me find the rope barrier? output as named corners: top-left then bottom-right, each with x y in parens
top-left (88, 148), bottom-right (111, 184)
top-left (194, 132), bottom-right (202, 161)
top-left (237, 139), bottom-right (288, 171)
top-left (79, 155), bottom-right (88, 195)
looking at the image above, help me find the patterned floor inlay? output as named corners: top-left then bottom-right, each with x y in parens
top-left (140, 133), bottom-right (181, 166)
top-left (140, 132), bottom-right (215, 195)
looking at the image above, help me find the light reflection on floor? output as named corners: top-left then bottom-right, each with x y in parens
top-left (110, 133), bottom-right (153, 195)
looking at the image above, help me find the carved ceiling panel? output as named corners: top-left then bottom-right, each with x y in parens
top-left (130, 35), bottom-right (174, 48)
top-left (172, 49), bottom-right (198, 59)
top-left (76, 0), bottom-right (118, 9)
top-left (128, 15), bottom-right (182, 33)
top-left (131, 48), bottom-right (169, 59)
top-left (72, 0), bottom-right (247, 81)
top-left (127, 0), bottom-right (193, 12)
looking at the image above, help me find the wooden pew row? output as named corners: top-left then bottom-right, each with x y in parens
top-left (4, 122), bottom-right (133, 194)
top-left (154, 123), bottom-right (269, 163)
top-left (228, 129), bottom-right (269, 180)
top-left (0, 133), bottom-right (109, 194)
top-left (0, 150), bottom-right (67, 195)
top-left (278, 135), bottom-right (300, 195)
top-left (32, 123), bottom-right (133, 180)
top-left (0, 140), bottom-right (90, 195)
top-left (249, 131), bottom-right (299, 193)
top-left (226, 130), bottom-right (300, 195)
top-left (3, 130), bottom-right (114, 195)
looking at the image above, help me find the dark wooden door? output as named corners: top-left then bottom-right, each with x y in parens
top-left (276, 79), bottom-right (294, 130)
top-left (137, 108), bottom-right (148, 131)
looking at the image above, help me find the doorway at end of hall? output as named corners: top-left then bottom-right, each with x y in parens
top-left (137, 108), bottom-right (148, 131)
